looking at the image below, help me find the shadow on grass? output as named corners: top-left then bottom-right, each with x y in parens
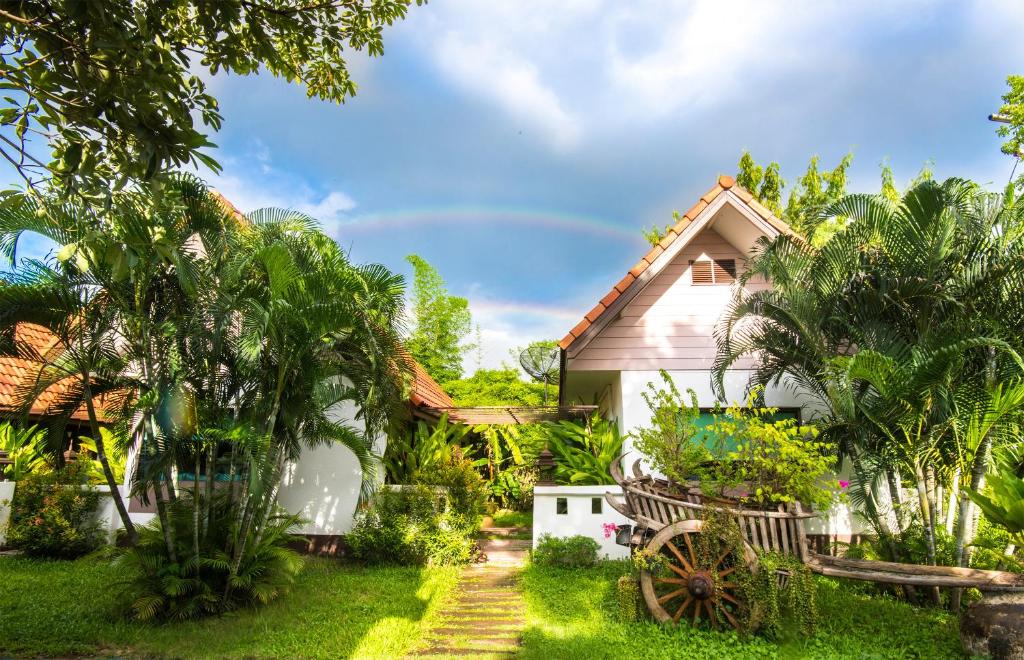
top-left (0, 554), bottom-right (460, 659)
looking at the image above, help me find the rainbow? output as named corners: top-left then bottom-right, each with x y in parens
top-left (332, 205), bottom-right (646, 244)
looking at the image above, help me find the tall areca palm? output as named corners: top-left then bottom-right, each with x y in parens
top-left (714, 178), bottom-right (1024, 575)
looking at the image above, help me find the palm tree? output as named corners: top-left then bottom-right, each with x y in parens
top-left (714, 178), bottom-right (1024, 580)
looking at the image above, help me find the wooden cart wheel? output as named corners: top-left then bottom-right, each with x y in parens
top-left (639, 519), bottom-right (757, 630)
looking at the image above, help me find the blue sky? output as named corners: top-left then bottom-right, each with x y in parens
top-left (12, 0), bottom-right (1024, 370)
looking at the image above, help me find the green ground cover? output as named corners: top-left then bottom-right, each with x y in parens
top-left (490, 509), bottom-right (533, 528)
top-left (0, 554), bottom-right (459, 658)
top-left (519, 562), bottom-right (964, 660)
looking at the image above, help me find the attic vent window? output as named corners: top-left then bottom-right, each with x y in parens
top-left (690, 259), bottom-right (736, 285)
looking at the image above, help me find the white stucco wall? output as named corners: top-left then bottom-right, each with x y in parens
top-left (277, 398), bottom-right (386, 536)
top-left (533, 485), bottom-right (631, 560)
top-left (0, 481), bottom-right (14, 546)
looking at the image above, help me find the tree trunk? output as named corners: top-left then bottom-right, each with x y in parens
top-left (82, 377), bottom-right (137, 545)
top-left (945, 470), bottom-right (959, 535)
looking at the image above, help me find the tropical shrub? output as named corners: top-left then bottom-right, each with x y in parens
top-left (6, 458), bottom-right (102, 558)
top-left (967, 458), bottom-right (1024, 548)
top-left (708, 399), bottom-right (838, 510)
top-left (632, 373), bottom-right (838, 510)
top-left (0, 176), bottom-right (409, 619)
top-left (346, 486), bottom-right (477, 566)
top-left (412, 448), bottom-right (488, 528)
top-left (120, 493), bottom-right (304, 621)
top-left (544, 413), bottom-right (625, 485)
top-left (532, 534), bottom-right (600, 567)
top-left (631, 371), bottom-right (711, 485)
top-left (0, 423), bottom-right (49, 481)
top-left (384, 414), bottom-right (471, 484)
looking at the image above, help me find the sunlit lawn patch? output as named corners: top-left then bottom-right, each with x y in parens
top-left (519, 561), bottom-right (963, 660)
top-left (0, 554), bottom-right (459, 659)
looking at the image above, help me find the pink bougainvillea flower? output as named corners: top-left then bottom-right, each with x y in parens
top-left (839, 480), bottom-right (850, 489)
top-left (602, 522), bottom-right (618, 539)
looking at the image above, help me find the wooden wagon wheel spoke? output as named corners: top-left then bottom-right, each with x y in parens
top-left (681, 532), bottom-right (697, 568)
top-left (718, 566), bottom-right (736, 578)
top-left (705, 601), bottom-right (718, 628)
top-left (714, 547), bottom-right (733, 570)
top-left (719, 582), bottom-right (738, 589)
top-left (672, 596), bottom-right (693, 623)
top-left (665, 541), bottom-right (694, 573)
top-left (664, 560), bottom-right (689, 579)
top-left (720, 591), bottom-right (741, 606)
top-left (720, 605), bottom-right (740, 629)
top-left (692, 599), bottom-right (701, 626)
top-left (656, 587), bottom-right (688, 605)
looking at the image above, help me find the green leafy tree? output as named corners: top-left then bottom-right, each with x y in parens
top-left (736, 151), bottom-right (764, 193)
top-left (444, 368), bottom-right (551, 407)
top-left (758, 162), bottom-right (785, 216)
top-left (405, 254), bottom-right (473, 384)
top-left (0, 0), bottom-right (421, 197)
top-left (995, 75), bottom-right (1024, 165)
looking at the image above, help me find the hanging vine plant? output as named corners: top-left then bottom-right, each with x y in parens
top-left (735, 550), bottom-right (818, 638)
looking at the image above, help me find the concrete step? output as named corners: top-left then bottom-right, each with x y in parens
top-left (478, 538), bottom-right (531, 551)
top-left (479, 526), bottom-right (531, 537)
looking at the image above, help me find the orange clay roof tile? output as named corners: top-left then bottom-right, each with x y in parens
top-left (600, 288), bottom-right (621, 308)
top-left (407, 359), bottom-right (454, 409)
top-left (584, 302), bottom-right (606, 323)
top-left (0, 323), bottom-right (92, 421)
top-left (560, 177), bottom-right (798, 352)
top-left (614, 273), bottom-right (636, 293)
top-left (646, 243), bottom-right (666, 261)
top-left (628, 258), bottom-right (649, 278)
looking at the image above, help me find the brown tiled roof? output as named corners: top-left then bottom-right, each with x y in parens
top-left (408, 359), bottom-right (455, 409)
top-left (0, 323), bottom-right (92, 421)
top-left (559, 175), bottom-right (796, 351)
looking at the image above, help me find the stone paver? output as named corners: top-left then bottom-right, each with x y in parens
top-left (411, 540), bottom-right (529, 659)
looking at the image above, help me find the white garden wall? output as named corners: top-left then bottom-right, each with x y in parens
top-left (0, 481), bottom-right (14, 546)
top-left (277, 398), bottom-right (386, 537)
top-left (533, 485), bottom-right (631, 560)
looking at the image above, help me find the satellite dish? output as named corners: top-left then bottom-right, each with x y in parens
top-left (519, 345), bottom-right (560, 405)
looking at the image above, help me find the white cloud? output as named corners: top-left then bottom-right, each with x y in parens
top-left (401, 0), bottom-right (970, 146)
top-left (434, 32), bottom-right (583, 150)
top-left (196, 142), bottom-right (358, 232)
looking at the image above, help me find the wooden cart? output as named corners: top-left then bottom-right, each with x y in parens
top-left (605, 458), bottom-right (1024, 629)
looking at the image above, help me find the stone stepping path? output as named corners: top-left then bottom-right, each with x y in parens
top-left (478, 538), bottom-right (531, 566)
top-left (413, 560), bottom-right (527, 658)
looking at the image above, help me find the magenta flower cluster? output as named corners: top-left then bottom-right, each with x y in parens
top-left (602, 522), bottom-right (618, 539)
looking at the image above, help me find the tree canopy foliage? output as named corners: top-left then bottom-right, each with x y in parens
top-left (444, 368), bottom-right (553, 407)
top-left (0, 175), bottom-right (409, 616)
top-left (995, 74), bottom-right (1024, 195)
top-left (714, 176), bottom-right (1024, 582)
top-left (0, 0), bottom-right (420, 198)
top-left (405, 254), bottom-right (473, 384)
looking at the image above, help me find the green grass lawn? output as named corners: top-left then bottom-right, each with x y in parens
top-left (519, 562), bottom-right (965, 660)
top-left (0, 553), bottom-right (459, 658)
top-left (489, 509), bottom-right (533, 528)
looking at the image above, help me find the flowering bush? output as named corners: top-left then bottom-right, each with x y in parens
top-left (7, 458), bottom-right (102, 558)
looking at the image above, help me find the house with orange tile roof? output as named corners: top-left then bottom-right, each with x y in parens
top-left (557, 175), bottom-right (805, 419)
top-left (537, 177), bottom-right (859, 557)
